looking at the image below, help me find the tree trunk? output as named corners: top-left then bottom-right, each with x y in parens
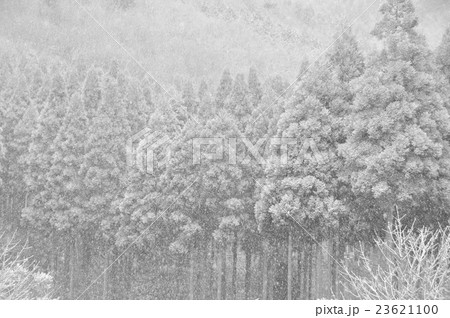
top-left (305, 242), bottom-right (312, 299)
top-left (308, 244), bottom-right (314, 299)
top-left (337, 234), bottom-right (346, 298)
top-left (244, 248), bottom-right (252, 299)
top-left (216, 243), bottom-right (227, 300)
top-left (390, 205), bottom-right (399, 294)
top-left (331, 234), bottom-right (338, 297)
top-left (189, 248), bottom-right (195, 300)
top-left (103, 247), bottom-right (110, 300)
top-left (268, 252), bottom-right (274, 300)
top-left (51, 232), bottom-right (59, 288)
top-left (262, 239), bottom-right (269, 300)
top-left (287, 231), bottom-right (293, 300)
top-left (201, 242), bottom-right (209, 299)
top-left (24, 192), bottom-right (28, 208)
top-left (69, 235), bottom-right (76, 299)
top-left (231, 233), bottom-right (238, 299)
top-left (220, 243), bottom-right (227, 299)
top-left (110, 246), bottom-right (121, 299)
top-left (216, 243), bottom-right (221, 300)
top-left (63, 237), bottom-right (71, 298)
top-left (124, 253), bottom-right (133, 299)
top-left (1, 197), bottom-right (4, 218)
top-left (298, 245), bottom-right (303, 299)
top-left (209, 240), bottom-right (215, 299)
top-left (9, 195), bottom-right (13, 220)
top-left (302, 243), bottom-right (308, 299)
top-left (80, 231), bottom-right (92, 299)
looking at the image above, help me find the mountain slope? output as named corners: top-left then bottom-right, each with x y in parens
top-left (0, 0), bottom-right (448, 85)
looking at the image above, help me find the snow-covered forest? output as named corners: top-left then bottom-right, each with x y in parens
top-left (1, 0), bottom-right (450, 300)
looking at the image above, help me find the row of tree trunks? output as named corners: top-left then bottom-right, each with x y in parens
top-left (13, 203), bottom-right (387, 301)
top-left (176, 238), bottom-right (260, 299)
top-left (100, 243), bottom-right (135, 300)
top-left (34, 231), bottom-right (351, 300)
top-left (41, 230), bottom-right (125, 300)
top-left (0, 192), bottom-right (29, 230)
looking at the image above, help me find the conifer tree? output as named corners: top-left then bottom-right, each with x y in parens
top-left (126, 78), bottom-right (150, 133)
top-left (0, 74), bottom-right (31, 222)
top-left (256, 70), bottom-right (346, 298)
top-left (340, 0), bottom-right (450, 232)
top-left (22, 73), bottom-right (68, 289)
top-left (116, 102), bottom-right (180, 247)
top-left (248, 67), bottom-right (262, 109)
top-left (14, 102), bottom-right (39, 195)
top-left (82, 71), bottom-right (130, 231)
top-left (215, 69), bottom-right (233, 109)
top-left (66, 70), bottom-right (80, 98)
top-left (166, 99), bottom-right (255, 298)
top-left (45, 93), bottom-right (88, 297)
top-left (198, 82), bottom-right (215, 120)
top-left (142, 81), bottom-right (155, 114)
top-left (29, 67), bottom-right (44, 102)
top-left (329, 32), bottom-right (365, 84)
top-left (83, 68), bottom-right (102, 119)
top-left (198, 80), bottom-right (208, 102)
top-left (115, 97), bottom-right (188, 298)
top-left (227, 74), bottom-right (251, 126)
top-left (77, 69), bottom-right (131, 298)
top-left (436, 27), bottom-right (450, 83)
top-left (255, 31), bottom-right (365, 298)
top-left (48, 93), bottom-right (88, 231)
top-left (182, 81), bottom-right (198, 115)
top-left (113, 0), bottom-right (135, 10)
top-left (24, 73), bottom-right (67, 228)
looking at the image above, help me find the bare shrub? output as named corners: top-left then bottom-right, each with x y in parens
top-left (0, 232), bottom-right (53, 299)
top-left (341, 218), bottom-right (450, 300)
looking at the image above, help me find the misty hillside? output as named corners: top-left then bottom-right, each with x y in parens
top-left (1, 0), bottom-right (449, 85)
